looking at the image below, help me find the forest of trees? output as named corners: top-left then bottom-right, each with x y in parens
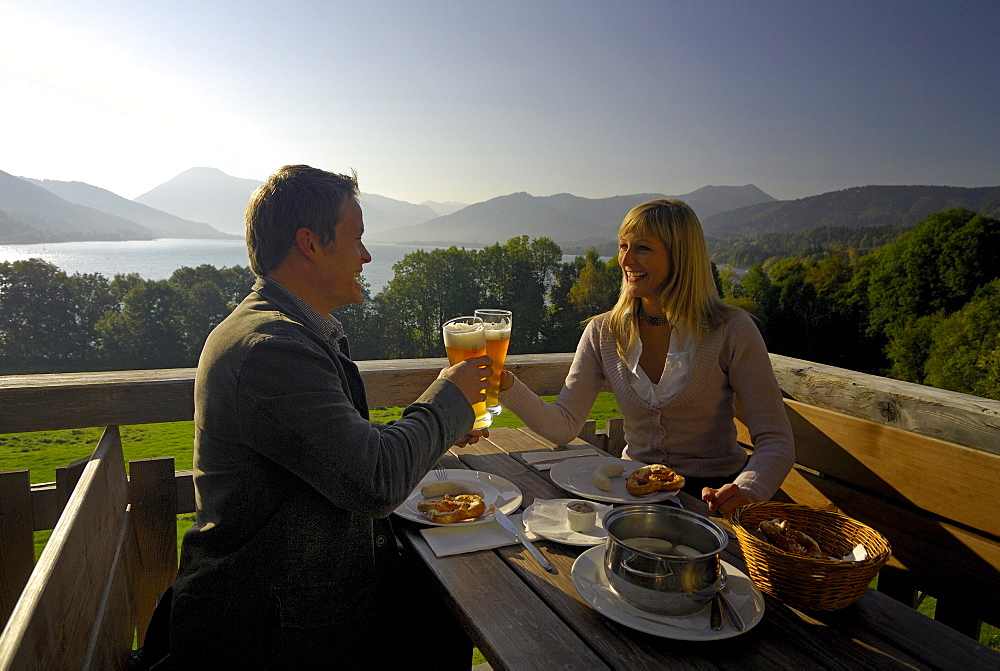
top-left (1, 209), bottom-right (997, 401)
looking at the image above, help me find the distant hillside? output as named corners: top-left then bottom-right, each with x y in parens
top-left (133, 168), bottom-right (447, 235)
top-left (421, 200), bottom-right (468, 216)
top-left (679, 184), bottom-right (776, 219)
top-left (134, 167), bottom-right (262, 236)
top-left (0, 171), bottom-right (154, 243)
top-left (359, 193), bottom-right (440, 233)
top-left (701, 185), bottom-right (1000, 239)
top-left (26, 178), bottom-right (234, 239)
top-left (369, 185), bottom-right (775, 246)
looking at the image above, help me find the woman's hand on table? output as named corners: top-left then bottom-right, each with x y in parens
top-left (453, 428), bottom-right (489, 448)
top-left (702, 483), bottom-right (750, 518)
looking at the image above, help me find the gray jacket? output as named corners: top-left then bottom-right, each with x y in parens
top-left (169, 277), bottom-right (471, 665)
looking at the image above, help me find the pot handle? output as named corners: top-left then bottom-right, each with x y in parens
top-left (621, 555), bottom-right (674, 580)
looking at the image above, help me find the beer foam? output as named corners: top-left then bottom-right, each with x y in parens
top-left (443, 322), bottom-right (485, 349)
top-left (483, 324), bottom-right (511, 339)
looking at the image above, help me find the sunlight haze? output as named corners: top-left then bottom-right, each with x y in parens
top-left (2, 1), bottom-right (997, 204)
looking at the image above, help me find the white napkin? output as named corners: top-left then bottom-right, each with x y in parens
top-left (421, 513), bottom-right (539, 557)
top-left (843, 543), bottom-right (868, 561)
top-left (521, 447), bottom-right (604, 471)
top-left (523, 498), bottom-right (611, 541)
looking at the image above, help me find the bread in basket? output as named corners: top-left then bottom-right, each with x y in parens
top-left (731, 501), bottom-right (891, 611)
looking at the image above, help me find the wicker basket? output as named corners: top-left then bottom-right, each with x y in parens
top-left (731, 502), bottom-right (891, 611)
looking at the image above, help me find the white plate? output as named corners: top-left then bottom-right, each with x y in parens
top-left (393, 469), bottom-right (523, 527)
top-left (521, 499), bottom-right (612, 546)
top-left (572, 545), bottom-right (765, 640)
top-left (549, 457), bottom-right (681, 504)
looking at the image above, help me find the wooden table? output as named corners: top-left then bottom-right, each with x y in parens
top-left (394, 428), bottom-right (999, 670)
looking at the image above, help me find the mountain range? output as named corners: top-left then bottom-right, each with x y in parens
top-left (25, 177), bottom-right (233, 240)
top-left (133, 168), bottom-right (466, 236)
top-left (1, 170), bottom-right (160, 243)
top-left (369, 185), bottom-right (776, 247)
top-left (700, 185), bottom-right (1000, 238)
top-left (2, 166), bottom-right (998, 247)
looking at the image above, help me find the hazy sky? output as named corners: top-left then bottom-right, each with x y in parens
top-left (2, 1), bottom-right (998, 205)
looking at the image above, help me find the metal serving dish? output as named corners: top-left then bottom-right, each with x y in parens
top-left (603, 504), bottom-right (727, 615)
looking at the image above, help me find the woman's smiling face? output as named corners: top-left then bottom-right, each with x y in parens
top-left (618, 230), bottom-right (670, 302)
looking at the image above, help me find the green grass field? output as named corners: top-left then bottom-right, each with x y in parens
top-left (4, 391), bottom-right (997, 651)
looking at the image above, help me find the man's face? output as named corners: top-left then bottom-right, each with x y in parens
top-left (318, 197), bottom-right (371, 311)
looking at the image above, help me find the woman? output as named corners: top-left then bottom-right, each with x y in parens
top-left (499, 199), bottom-right (794, 516)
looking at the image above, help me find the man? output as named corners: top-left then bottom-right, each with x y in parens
top-left (167, 165), bottom-right (488, 668)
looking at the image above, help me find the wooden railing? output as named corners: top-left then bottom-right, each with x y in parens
top-left (1, 353), bottom-right (998, 666)
top-left (1, 353), bottom-right (995, 451)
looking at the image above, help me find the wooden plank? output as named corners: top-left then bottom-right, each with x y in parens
top-left (358, 357), bottom-right (448, 409)
top-left (128, 457), bottom-right (178, 646)
top-left (55, 455), bottom-right (88, 510)
top-left (0, 427), bottom-right (130, 670)
top-left (0, 370), bottom-right (196, 434)
top-left (811, 587), bottom-right (1000, 670)
top-left (397, 522), bottom-right (611, 671)
top-left (26, 470), bottom-right (196, 533)
top-left (779, 399), bottom-right (1000, 537)
top-left (2, 355), bottom-right (997, 458)
top-left (0, 470), bottom-right (34, 627)
top-left (770, 354), bottom-right (1000, 454)
top-left (934, 599), bottom-right (983, 641)
top-left (85, 505), bottom-right (140, 670)
top-left (175, 469), bottom-right (196, 514)
top-left (606, 417), bottom-right (626, 457)
top-left (577, 420), bottom-right (599, 449)
top-left (26, 483), bottom-right (61, 532)
top-left (516, 426), bottom-right (593, 450)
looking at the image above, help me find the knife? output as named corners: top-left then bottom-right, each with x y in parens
top-left (493, 508), bottom-right (556, 573)
top-left (526, 452), bottom-right (600, 466)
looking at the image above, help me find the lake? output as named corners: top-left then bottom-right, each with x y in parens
top-left (0, 239), bottom-right (588, 295)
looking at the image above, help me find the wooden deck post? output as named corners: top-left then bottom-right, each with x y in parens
top-left (128, 457), bottom-right (178, 646)
top-left (0, 470), bottom-right (34, 627)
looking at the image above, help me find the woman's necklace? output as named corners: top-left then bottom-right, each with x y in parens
top-left (637, 303), bottom-right (669, 326)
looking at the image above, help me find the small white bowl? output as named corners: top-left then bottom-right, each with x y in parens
top-left (566, 501), bottom-right (597, 532)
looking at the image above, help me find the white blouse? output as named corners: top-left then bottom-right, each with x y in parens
top-left (625, 326), bottom-right (694, 406)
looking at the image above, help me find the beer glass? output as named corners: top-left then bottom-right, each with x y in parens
top-left (441, 316), bottom-right (492, 430)
top-left (475, 309), bottom-right (512, 417)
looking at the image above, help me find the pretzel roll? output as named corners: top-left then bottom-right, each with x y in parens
top-left (758, 518), bottom-right (826, 558)
top-left (625, 464), bottom-right (685, 496)
top-left (417, 494), bottom-right (488, 524)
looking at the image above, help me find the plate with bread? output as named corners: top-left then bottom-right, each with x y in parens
top-left (549, 457), bottom-right (683, 504)
top-left (394, 469), bottom-right (523, 527)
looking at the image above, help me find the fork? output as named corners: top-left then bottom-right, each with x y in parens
top-left (434, 465), bottom-right (447, 481)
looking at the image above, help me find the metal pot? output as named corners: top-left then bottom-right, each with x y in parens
top-left (603, 504), bottom-right (727, 615)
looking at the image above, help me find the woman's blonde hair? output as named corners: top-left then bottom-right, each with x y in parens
top-left (603, 199), bottom-right (739, 361)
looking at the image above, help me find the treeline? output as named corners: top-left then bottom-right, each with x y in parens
top-left (718, 207), bottom-right (999, 399)
top-left (1, 210), bottom-right (997, 401)
top-left (565, 222), bottom-right (911, 267)
top-left (706, 224), bottom-right (909, 267)
top-left (0, 236), bottom-right (581, 373)
top-left (0, 263), bottom-right (255, 373)
top-left (335, 236), bottom-right (595, 359)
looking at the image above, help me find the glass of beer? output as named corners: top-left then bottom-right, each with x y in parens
top-left (475, 309), bottom-right (512, 417)
top-left (441, 316), bottom-right (492, 430)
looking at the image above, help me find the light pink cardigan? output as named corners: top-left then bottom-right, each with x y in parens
top-left (500, 312), bottom-right (795, 502)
